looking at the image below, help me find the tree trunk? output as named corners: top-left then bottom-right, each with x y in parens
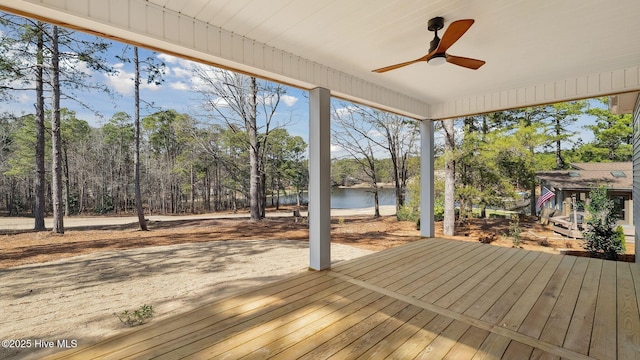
top-left (248, 77), bottom-right (261, 220)
top-left (373, 186), bottom-right (380, 218)
top-left (34, 22), bottom-right (46, 230)
top-left (51, 26), bottom-right (64, 234)
top-left (63, 147), bottom-right (71, 215)
top-left (133, 47), bottom-right (147, 230)
top-left (443, 119), bottom-right (455, 236)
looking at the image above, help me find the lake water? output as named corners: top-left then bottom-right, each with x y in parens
top-left (271, 187), bottom-right (397, 209)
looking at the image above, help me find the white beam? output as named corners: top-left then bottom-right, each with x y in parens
top-left (429, 66), bottom-right (640, 120)
top-left (420, 120), bottom-right (435, 237)
top-left (309, 87), bottom-right (331, 270)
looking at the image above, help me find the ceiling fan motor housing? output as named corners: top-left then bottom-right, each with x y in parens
top-left (427, 17), bottom-right (444, 54)
top-left (427, 16), bottom-right (444, 32)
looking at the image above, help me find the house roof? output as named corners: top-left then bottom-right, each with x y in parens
top-left (1, 0), bottom-right (640, 119)
top-left (537, 162), bottom-right (632, 191)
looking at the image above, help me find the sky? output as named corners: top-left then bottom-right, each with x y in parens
top-left (2, 28), bottom-right (312, 141)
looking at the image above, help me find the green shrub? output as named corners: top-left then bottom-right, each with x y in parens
top-left (582, 186), bottom-right (625, 260)
top-left (509, 213), bottom-right (522, 248)
top-left (115, 304), bottom-right (154, 327)
top-left (397, 205), bottom-right (418, 222)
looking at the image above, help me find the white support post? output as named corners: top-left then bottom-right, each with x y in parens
top-left (420, 120), bottom-right (435, 237)
top-left (309, 87), bottom-right (331, 270)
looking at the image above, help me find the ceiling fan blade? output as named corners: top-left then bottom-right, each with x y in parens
top-left (372, 56), bottom-right (428, 73)
top-left (436, 19), bottom-right (474, 53)
top-left (446, 54), bottom-right (486, 69)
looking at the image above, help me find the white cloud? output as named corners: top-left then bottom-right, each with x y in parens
top-left (367, 129), bottom-right (383, 138)
top-left (104, 63), bottom-right (133, 95)
top-left (172, 67), bottom-right (192, 79)
top-left (17, 93), bottom-right (31, 104)
top-left (157, 53), bottom-right (179, 64)
top-left (104, 63), bottom-right (161, 95)
top-left (332, 106), bottom-right (357, 119)
top-left (170, 81), bottom-right (190, 91)
top-left (281, 95), bottom-right (298, 107)
top-left (330, 144), bottom-right (342, 153)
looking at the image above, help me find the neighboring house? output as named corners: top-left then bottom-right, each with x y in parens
top-left (536, 162), bottom-right (633, 239)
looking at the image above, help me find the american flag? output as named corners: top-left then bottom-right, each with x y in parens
top-left (536, 186), bottom-right (555, 209)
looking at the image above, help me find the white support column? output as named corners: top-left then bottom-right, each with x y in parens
top-left (420, 120), bottom-right (435, 237)
top-left (309, 87), bottom-right (331, 270)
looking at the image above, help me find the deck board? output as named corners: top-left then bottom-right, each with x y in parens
top-left (617, 263), bottom-right (640, 359)
top-left (538, 256), bottom-right (589, 347)
top-left (519, 255), bottom-right (576, 339)
top-left (590, 259), bottom-right (618, 359)
top-left (563, 258), bottom-right (601, 355)
top-left (46, 238), bottom-right (640, 360)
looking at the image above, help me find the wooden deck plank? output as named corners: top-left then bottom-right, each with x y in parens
top-left (414, 320), bottom-right (471, 359)
top-left (394, 243), bottom-right (500, 299)
top-left (328, 239), bottom-right (430, 275)
top-left (631, 263), bottom-right (640, 312)
top-left (110, 276), bottom-right (351, 360)
top-left (170, 287), bottom-right (381, 359)
top-left (562, 257), bottom-right (602, 355)
top-left (331, 239), bottom-right (446, 277)
top-left (421, 246), bottom-right (512, 304)
top-left (434, 247), bottom-right (519, 308)
top-left (355, 309), bottom-right (438, 359)
top-left (119, 283), bottom-right (364, 359)
top-left (385, 314), bottom-right (455, 360)
top-left (617, 262), bottom-right (640, 359)
top-left (52, 270), bottom-right (331, 359)
top-left (497, 254), bottom-right (563, 334)
top-left (537, 256), bottom-right (589, 347)
top-left (236, 295), bottom-right (400, 360)
top-left (463, 251), bottom-right (541, 319)
top-left (529, 348), bottom-right (560, 359)
top-left (472, 333), bottom-right (510, 360)
top-left (481, 252), bottom-right (555, 326)
top-left (518, 255), bottom-right (576, 339)
top-left (288, 300), bottom-right (410, 360)
top-left (352, 239), bottom-right (462, 281)
top-left (447, 249), bottom-right (530, 314)
top-left (502, 341), bottom-right (534, 359)
top-left (589, 259), bottom-right (618, 359)
top-left (350, 240), bottom-right (488, 298)
top-left (351, 239), bottom-right (472, 282)
top-left (327, 304), bottom-right (424, 359)
top-left (443, 327), bottom-right (490, 360)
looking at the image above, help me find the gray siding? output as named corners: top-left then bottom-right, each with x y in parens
top-left (634, 96), bottom-right (640, 261)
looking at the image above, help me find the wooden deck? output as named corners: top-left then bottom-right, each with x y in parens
top-left (48, 238), bottom-right (640, 359)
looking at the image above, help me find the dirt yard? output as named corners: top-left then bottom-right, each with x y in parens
top-left (0, 213), bottom-right (634, 359)
top-left (1, 213), bottom-right (633, 269)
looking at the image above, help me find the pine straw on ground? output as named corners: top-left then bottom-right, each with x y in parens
top-left (0, 215), bottom-right (634, 269)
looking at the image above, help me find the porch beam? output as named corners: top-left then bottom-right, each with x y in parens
top-left (309, 87), bottom-right (331, 270)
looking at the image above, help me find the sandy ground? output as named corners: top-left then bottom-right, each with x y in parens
top-left (0, 239), bottom-right (373, 359)
top-left (0, 206), bottom-right (397, 232)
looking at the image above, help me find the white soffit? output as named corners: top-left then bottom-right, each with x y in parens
top-left (2, 0), bottom-right (640, 120)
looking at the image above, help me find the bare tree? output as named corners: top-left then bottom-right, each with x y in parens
top-left (50, 25), bottom-right (63, 234)
top-left (133, 47), bottom-right (146, 230)
top-left (34, 22), bottom-right (46, 230)
top-left (345, 104), bottom-right (418, 215)
top-left (332, 106), bottom-right (383, 217)
top-left (192, 67), bottom-right (286, 221)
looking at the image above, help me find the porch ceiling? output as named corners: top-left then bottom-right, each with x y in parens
top-left (2, 0), bottom-right (640, 119)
